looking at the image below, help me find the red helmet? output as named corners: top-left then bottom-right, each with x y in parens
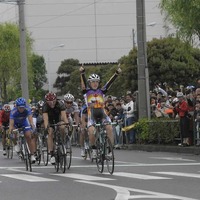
top-left (3, 104), bottom-right (11, 112)
top-left (45, 92), bottom-right (57, 101)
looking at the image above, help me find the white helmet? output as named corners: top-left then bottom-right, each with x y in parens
top-left (64, 93), bottom-right (74, 102)
top-left (88, 74), bottom-right (100, 82)
top-left (172, 97), bottom-right (179, 103)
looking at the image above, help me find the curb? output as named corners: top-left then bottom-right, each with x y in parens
top-left (119, 144), bottom-right (200, 155)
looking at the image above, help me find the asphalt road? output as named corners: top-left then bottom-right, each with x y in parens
top-left (0, 146), bottom-right (200, 200)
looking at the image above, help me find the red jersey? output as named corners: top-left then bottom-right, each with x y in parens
top-left (0, 110), bottom-right (10, 126)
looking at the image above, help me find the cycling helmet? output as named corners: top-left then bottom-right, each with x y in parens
top-left (15, 97), bottom-right (26, 107)
top-left (87, 74), bottom-right (100, 82)
top-left (37, 100), bottom-right (44, 107)
top-left (64, 93), bottom-right (74, 102)
top-left (3, 104), bottom-right (11, 112)
top-left (45, 92), bottom-right (57, 101)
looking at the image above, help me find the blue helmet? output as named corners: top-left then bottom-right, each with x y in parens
top-left (16, 97), bottom-right (26, 107)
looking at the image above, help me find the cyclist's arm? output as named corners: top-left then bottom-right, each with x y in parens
top-left (28, 114), bottom-right (35, 128)
top-left (80, 67), bottom-right (87, 90)
top-left (61, 110), bottom-right (69, 124)
top-left (9, 118), bottom-right (14, 133)
top-left (43, 112), bottom-right (49, 129)
top-left (102, 69), bottom-right (121, 92)
top-left (74, 112), bottom-right (80, 125)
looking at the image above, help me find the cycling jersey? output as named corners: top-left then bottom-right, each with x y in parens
top-left (42, 100), bottom-right (65, 124)
top-left (66, 102), bottom-right (79, 115)
top-left (10, 106), bottom-right (32, 131)
top-left (0, 110), bottom-right (10, 126)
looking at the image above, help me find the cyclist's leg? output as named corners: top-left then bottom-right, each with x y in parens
top-left (80, 114), bottom-right (87, 156)
top-left (2, 130), bottom-right (6, 155)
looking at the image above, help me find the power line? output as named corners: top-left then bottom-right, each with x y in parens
top-left (28, 0), bottom-right (105, 28)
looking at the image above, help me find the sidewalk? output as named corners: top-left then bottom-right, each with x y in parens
top-left (119, 144), bottom-right (200, 155)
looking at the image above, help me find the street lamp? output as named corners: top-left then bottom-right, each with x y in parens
top-left (47, 44), bottom-right (65, 92)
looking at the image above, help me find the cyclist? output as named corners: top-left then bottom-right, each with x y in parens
top-left (0, 104), bottom-right (11, 156)
top-left (36, 100), bottom-right (44, 128)
top-left (43, 92), bottom-right (69, 165)
top-left (79, 65), bottom-right (122, 158)
top-left (9, 97), bottom-right (37, 163)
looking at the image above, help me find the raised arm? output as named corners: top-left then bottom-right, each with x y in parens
top-left (79, 65), bottom-right (87, 90)
top-left (102, 65), bottom-right (122, 92)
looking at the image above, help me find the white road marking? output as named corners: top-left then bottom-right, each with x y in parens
top-left (109, 172), bottom-right (171, 180)
top-left (152, 171), bottom-right (200, 178)
top-left (0, 174), bottom-right (58, 182)
top-left (150, 157), bottom-right (195, 162)
top-left (76, 180), bottom-right (199, 200)
top-left (5, 168), bottom-right (42, 175)
top-left (52, 173), bottom-right (115, 181)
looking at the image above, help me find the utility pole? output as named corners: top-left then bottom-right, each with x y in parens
top-left (18, 0), bottom-right (29, 102)
top-left (136, 0), bottom-right (151, 119)
top-left (0, 0), bottom-right (29, 102)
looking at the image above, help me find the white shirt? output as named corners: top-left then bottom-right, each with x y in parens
top-left (122, 100), bottom-right (135, 118)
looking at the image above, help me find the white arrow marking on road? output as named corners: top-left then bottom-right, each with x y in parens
top-left (52, 173), bottom-right (115, 181)
top-left (108, 172), bottom-right (172, 180)
top-left (1, 174), bottom-right (58, 182)
top-left (152, 171), bottom-right (200, 178)
top-left (76, 180), bottom-right (199, 200)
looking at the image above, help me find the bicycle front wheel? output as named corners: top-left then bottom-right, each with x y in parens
top-left (96, 138), bottom-right (104, 173)
top-left (65, 135), bottom-right (72, 169)
top-left (60, 144), bottom-right (66, 173)
top-left (42, 135), bottom-right (49, 166)
top-left (105, 137), bottom-right (114, 174)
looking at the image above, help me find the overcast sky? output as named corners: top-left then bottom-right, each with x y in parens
top-left (0, 0), bottom-right (170, 90)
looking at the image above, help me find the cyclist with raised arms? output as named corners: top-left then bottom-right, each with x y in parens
top-left (42, 92), bottom-right (68, 165)
top-left (9, 97), bottom-right (36, 163)
top-left (0, 104), bottom-right (11, 156)
top-left (79, 65), bottom-right (122, 158)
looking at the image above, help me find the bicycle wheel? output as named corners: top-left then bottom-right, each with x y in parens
top-left (6, 141), bottom-right (13, 159)
top-left (23, 144), bottom-right (29, 171)
top-left (105, 137), bottom-right (114, 174)
top-left (25, 143), bottom-right (32, 172)
top-left (65, 135), bottom-right (72, 169)
top-left (36, 137), bottom-right (42, 165)
top-left (96, 138), bottom-right (104, 173)
top-left (42, 135), bottom-right (49, 166)
top-left (59, 144), bottom-right (66, 173)
top-left (54, 149), bottom-right (60, 172)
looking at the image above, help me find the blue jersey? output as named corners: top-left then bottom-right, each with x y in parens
top-left (10, 106), bottom-right (32, 125)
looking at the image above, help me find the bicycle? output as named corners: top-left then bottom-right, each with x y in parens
top-left (94, 121), bottom-right (115, 174)
top-left (35, 126), bottom-right (48, 166)
top-left (82, 127), bottom-right (92, 161)
top-left (51, 123), bottom-right (70, 173)
top-left (3, 126), bottom-right (13, 159)
top-left (13, 127), bottom-right (32, 172)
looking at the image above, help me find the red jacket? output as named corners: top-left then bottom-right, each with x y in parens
top-left (0, 110), bottom-right (10, 126)
top-left (175, 100), bottom-right (188, 117)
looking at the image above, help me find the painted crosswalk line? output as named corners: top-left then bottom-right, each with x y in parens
top-left (52, 173), bottom-right (115, 181)
top-left (152, 171), bottom-right (200, 178)
top-left (1, 174), bottom-right (58, 182)
top-left (109, 172), bottom-right (172, 180)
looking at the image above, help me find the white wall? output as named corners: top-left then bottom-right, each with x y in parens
top-left (0, 0), bottom-right (170, 91)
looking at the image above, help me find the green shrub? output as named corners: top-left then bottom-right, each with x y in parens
top-left (135, 118), bottom-right (180, 144)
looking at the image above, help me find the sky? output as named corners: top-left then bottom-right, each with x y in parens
top-left (0, 0), bottom-right (172, 91)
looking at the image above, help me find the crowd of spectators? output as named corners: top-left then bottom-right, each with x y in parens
top-left (101, 79), bottom-right (200, 147)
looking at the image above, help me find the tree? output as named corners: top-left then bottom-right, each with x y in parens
top-left (54, 58), bottom-right (80, 95)
top-left (0, 22), bottom-right (33, 102)
top-left (29, 53), bottom-right (47, 100)
top-left (160, 0), bottom-right (200, 41)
